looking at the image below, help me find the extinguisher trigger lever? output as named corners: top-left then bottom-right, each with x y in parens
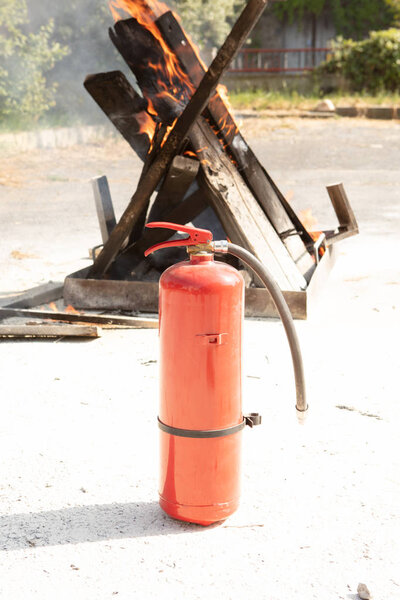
top-left (144, 222), bottom-right (213, 256)
top-left (244, 413), bottom-right (262, 428)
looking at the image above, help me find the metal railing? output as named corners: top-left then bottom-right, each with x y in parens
top-left (229, 47), bottom-right (330, 73)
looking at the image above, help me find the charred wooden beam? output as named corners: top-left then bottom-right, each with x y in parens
top-left (156, 10), bottom-right (315, 276)
top-left (118, 187), bottom-right (207, 271)
top-left (148, 155), bottom-right (199, 221)
top-left (191, 117), bottom-right (306, 290)
top-left (106, 10), bottom-right (311, 283)
top-left (110, 20), bottom-right (187, 123)
top-left (89, 0), bottom-right (270, 277)
top-left (84, 71), bottom-right (151, 160)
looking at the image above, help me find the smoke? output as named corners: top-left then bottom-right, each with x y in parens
top-left (22, 0), bottom-right (242, 126)
top-left (25, 0), bottom-right (138, 125)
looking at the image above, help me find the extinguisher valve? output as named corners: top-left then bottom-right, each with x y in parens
top-left (144, 222), bottom-right (213, 256)
top-left (211, 240), bottom-right (229, 254)
top-left (244, 413), bottom-right (262, 428)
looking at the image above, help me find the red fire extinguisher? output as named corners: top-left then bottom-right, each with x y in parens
top-left (145, 222), bottom-right (307, 526)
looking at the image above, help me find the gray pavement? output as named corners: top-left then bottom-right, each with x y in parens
top-left (0, 117), bottom-right (399, 599)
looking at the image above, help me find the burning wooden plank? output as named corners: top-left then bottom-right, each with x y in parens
top-left (156, 10), bottom-right (315, 277)
top-left (84, 71), bottom-right (152, 160)
top-left (89, 0), bottom-right (270, 278)
top-left (106, 6), bottom-right (307, 289)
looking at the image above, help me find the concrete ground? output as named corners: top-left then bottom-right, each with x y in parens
top-left (0, 117), bottom-right (399, 599)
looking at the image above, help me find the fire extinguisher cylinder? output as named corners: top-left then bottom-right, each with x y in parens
top-left (158, 251), bottom-right (245, 525)
top-left (145, 221), bottom-right (307, 526)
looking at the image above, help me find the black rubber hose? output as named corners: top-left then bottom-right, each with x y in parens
top-left (225, 243), bottom-right (307, 415)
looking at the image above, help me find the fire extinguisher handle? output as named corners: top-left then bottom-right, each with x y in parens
top-left (144, 222), bottom-right (213, 256)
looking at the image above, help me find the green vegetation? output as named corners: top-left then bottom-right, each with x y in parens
top-left (229, 89), bottom-right (400, 111)
top-left (0, 0), bottom-right (68, 125)
top-left (319, 29), bottom-right (400, 93)
top-left (274, 0), bottom-right (400, 40)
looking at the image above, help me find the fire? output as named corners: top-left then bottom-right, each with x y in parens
top-left (109, 0), bottom-right (195, 120)
top-left (109, 0), bottom-right (168, 22)
top-left (136, 108), bottom-right (156, 140)
top-left (65, 305), bottom-right (80, 315)
top-left (44, 302), bottom-right (80, 314)
top-left (108, 0), bottom-right (239, 161)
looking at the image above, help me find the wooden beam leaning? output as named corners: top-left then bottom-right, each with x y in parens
top-left (84, 71), bottom-right (202, 244)
top-left (120, 188), bottom-right (207, 267)
top-left (91, 176), bottom-right (117, 244)
top-left (156, 11), bottom-right (315, 277)
top-left (191, 118), bottom-right (305, 290)
top-left (84, 71), bottom-right (151, 160)
top-left (89, 0), bottom-right (270, 278)
top-left (147, 155), bottom-right (200, 220)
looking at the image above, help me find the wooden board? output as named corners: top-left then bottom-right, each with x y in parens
top-left (104, 14), bottom-right (307, 289)
top-left (0, 324), bottom-right (100, 338)
top-left (91, 176), bottom-right (117, 244)
top-left (84, 71), bottom-right (150, 160)
top-left (119, 188), bottom-right (207, 269)
top-left (0, 281), bottom-right (64, 309)
top-left (148, 155), bottom-right (199, 221)
top-left (110, 20), bottom-right (185, 123)
top-left (90, 0), bottom-right (269, 278)
top-left (0, 307), bottom-right (158, 329)
top-left (191, 118), bottom-right (307, 291)
top-left (156, 10), bottom-right (315, 277)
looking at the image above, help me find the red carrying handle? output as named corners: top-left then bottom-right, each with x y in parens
top-left (144, 222), bottom-right (213, 256)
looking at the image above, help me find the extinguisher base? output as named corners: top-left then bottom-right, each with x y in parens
top-left (159, 495), bottom-right (240, 527)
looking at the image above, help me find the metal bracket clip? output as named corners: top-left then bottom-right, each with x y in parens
top-left (244, 413), bottom-right (262, 428)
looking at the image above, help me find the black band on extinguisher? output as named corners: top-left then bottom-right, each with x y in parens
top-left (157, 417), bottom-right (246, 438)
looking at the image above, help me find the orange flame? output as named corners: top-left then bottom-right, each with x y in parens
top-left (109, 0), bottom-right (237, 156)
top-left (109, 0), bottom-right (195, 117)
top-left (183, 150), bottom-right (197, 158)
top-left (48, 302), bottom-right (58, 312)
top-left (65, 305), bottom-right (80, 315)
top-left (136, 107), bottom-right (157, 140)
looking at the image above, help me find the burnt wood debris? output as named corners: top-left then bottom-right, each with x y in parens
top-left (81, 0), bottom-right (357, 298)
top-left (0, 0), bottom-right (359, 334)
